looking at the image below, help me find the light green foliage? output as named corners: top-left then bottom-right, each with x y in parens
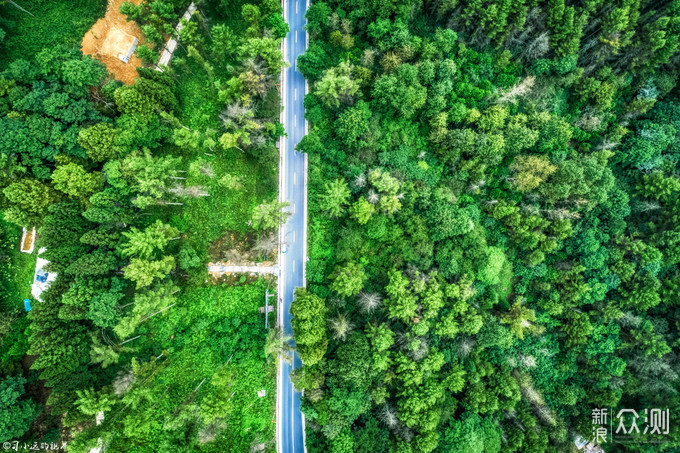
top-left (440, 412), bottom-right (501, 453)
top-left (119, 150), bottom-right (182, 209)
top-left (291, 288), bottom-right (328, 365)
top-left (500, 299), bottom-right (542, 340)
top-left (251, 199), bottom-right (290, 231)
top-left (2, 179), bottom-right (54, 227)
top-left (121, 220), bottom-right (179, 259)
top-left (330, 262), bottom-right (366, 297)
top-left (123, 256), bottom-right (175, 289)
top-left (315, 61), bottom-right (360, 107)
top-left (78, 123), bottom-right (118, 162)
top-left (319, 178), bottom-right (351, 217)
top-left (52, 163), bottom-right (104, 199)
top-left (479, 247), bottom-right (506, 285)
top-left (509, 155), bottom-right (557, 193)
top-left (349, 197), bottom-right (375, 224)
top-left (384, 268), bottom-right (417, 322)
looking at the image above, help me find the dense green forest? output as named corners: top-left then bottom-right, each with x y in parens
top-left (0, 0), bottom-right (287, 450)
top-left (293, 0), bottom-right (680, 452)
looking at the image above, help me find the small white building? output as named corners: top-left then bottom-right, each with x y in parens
top-left (31, 248), bottom-right (56, 302)
top-left (100, 29), bottom-right (139, 63)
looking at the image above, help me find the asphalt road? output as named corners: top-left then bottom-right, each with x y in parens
top-left (277, 0), bottom-right (307, 451)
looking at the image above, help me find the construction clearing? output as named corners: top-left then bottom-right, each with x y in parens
top-left (81, 0), bottom-right (145, 85)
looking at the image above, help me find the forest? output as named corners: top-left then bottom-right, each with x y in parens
top-left (2, 0), bottom-right (680, 451)
top-left (292, 0), bottom-right (680, 452)
top-left (0, 0), bottom-right (287, 451)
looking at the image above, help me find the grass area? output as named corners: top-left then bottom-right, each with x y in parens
top-left (165, 37), bottom-right (278, 256)
top-left (101, 8), bottom-right (279, 451)
top-left (0, 218), bottom-right (36, 313)
top-left (0, 219), bottom-right (35, 375)
top-left (0, 0), bottom-right (106, 68)
top-left (108, 279), bottom-right (277, 453)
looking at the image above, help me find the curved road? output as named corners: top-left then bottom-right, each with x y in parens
top-left (277, 0), bottom-right (308, 451)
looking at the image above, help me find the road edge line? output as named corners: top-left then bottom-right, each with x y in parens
top-left (276, 0), bottom-right (286, 449)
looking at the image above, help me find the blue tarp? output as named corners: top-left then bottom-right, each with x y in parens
top-left (36, 269), bottom-right (48, 283)
top-left (24, 299), bottom-right (31, 312)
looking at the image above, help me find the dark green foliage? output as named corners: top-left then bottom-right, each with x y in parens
top-left (0, 53), bottom-right (107, 181)
top-left (0, 376), bottom-right (38, 442)
top-left (0, 0), bottom-right (106, 68)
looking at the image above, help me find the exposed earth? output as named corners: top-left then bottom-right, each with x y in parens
top-left (81, 0), bottom-right (144, 85)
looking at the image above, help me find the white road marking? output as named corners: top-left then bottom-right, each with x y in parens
top-left (292, 259), bottom-right (296, 271)
top-left (294, 88), bottom-right (297, 100)
top-left (294, 114), bottom-right (297, 127)
top-left (296, 1), bottom-right (298, 13)
top-left (291, 381), bottom-right (295, 450)
top-left (294, 172), bottom-right (297, 185)
top-left (292, 203), bottom-right (296, 214)
top-left (295, 30), bottom-right (298, 43)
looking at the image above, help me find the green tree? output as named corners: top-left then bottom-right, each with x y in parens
top-left (120, 150), bottom-right (182, 209)
top-left (500, 298), bottom-right (542, 340)
top-left (384, 269), bottom-right (417, 322)
top-left (52, 163), bottom-right (104, 199)
top-left (3, 179), bottom-right (54, 227)
top-left (561, 310), bottom-right (593, 346)
top-left (78, 123), bottom-right (118, 162)
top-left (319, 178), bottom-right (350, 217)
top-left (426, 201), bottom-right (474, 240)
top-left (509, 155), bottom-right (557, 193)
top-left (291, 289), bottom-right (328, 366)
top-left (123, 256), bottom-right (175, 289)
top-left (121, 220), bottom-right (179, 259)
top-left (314, 61), bottom-right (359, 107)
top-left (265, 327), bottom-right (293, 364)
top-left (330, 262), bottom-right (366, 297)
top-left (61, 55), bottom-right (107, 88)
top-left (349, 197), bottom-right (375, 224)
top-left (251, 200), bottom-right (290, 231)
top-left (0, 376), bottom-right (37, 442)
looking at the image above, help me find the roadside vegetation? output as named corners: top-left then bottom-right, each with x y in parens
top-left (293, 1), bottom-right (680, 452)
top-left (0, 0), bottom-right (285, 450)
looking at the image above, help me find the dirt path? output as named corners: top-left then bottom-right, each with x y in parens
top-left (207, 263), bottom-right (280, 277)
top-left (81, 0), bottom-right (145, 85)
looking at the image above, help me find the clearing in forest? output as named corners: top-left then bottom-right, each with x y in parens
top-left (81, 0), bottom-right (145, 85)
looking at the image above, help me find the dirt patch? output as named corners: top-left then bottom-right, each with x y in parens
top-left (81, 0), bottom-right (145, 85)
top-left (20, 227), bottom-right (34, 252)
top-left (208, 231), bottom-right (278, 265)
